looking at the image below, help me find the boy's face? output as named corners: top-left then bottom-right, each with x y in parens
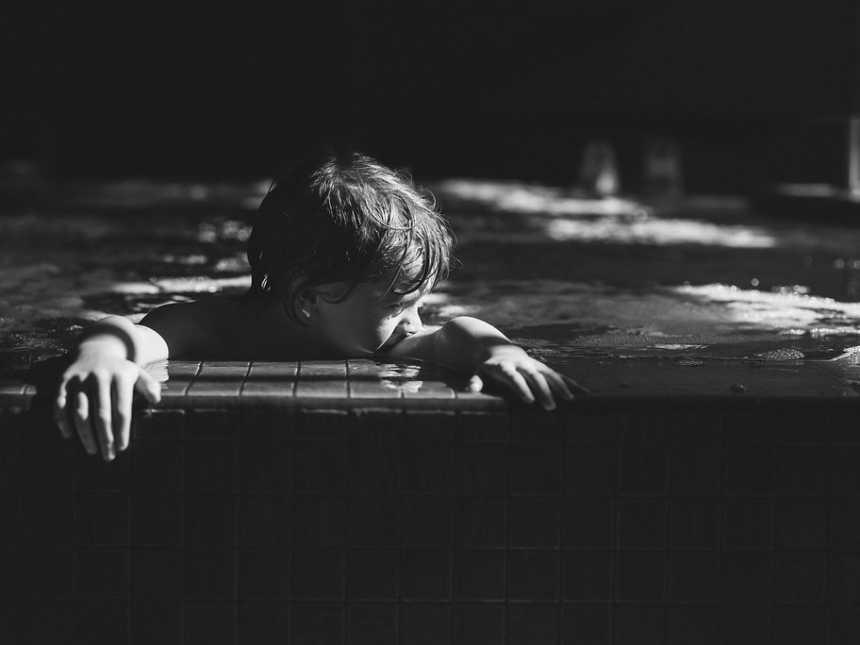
top-left (312, 280), bottom-right (427, 356)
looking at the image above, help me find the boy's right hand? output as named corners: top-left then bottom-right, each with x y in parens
top-left (53, 354), bottom-right (161, 461)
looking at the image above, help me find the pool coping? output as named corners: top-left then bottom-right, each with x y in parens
top-left (4, 358), bottom-right (860, 416)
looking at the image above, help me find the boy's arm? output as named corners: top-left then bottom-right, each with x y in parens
top-left (379, 316), bottom-right (587, 408)
top-left (54, 302), bottom-right (219, 461)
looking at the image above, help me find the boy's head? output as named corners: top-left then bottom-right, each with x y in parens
top-left (247, 151), bottom-right (454, 354)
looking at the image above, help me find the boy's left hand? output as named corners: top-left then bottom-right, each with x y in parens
top-left (469, 345), bottom-right (588, 410)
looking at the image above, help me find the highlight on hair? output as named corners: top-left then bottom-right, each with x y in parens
top-left (246, 151), bottom-right (454, 321)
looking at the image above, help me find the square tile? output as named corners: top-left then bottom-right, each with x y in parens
top-left (239, 598), bottom-right (290, 645)
top-left (184, 440), bottom-right (234, 491)
top-left (771, 551), bottom-right (827, 602)
top-left (720, 552), bottom-right (770, 602)
top-left (239, 548), bottom-right (289, 597)
top-left (771, 445), bottom-right (830, 496)
top-left (723, 500), bottom-right (770, 550)
top-left (292, 495), bottom-right (347, 547)
top-left (509, 442), bottom-right (562, 494)
top-left (290, 549), bottom-right (344, 599)
top-left (774, 500), bottom-right (827, 548)
top-left (614, 550), bottom-right (665, 601)
top-left (455, 498), bottom-right (505, 548)
top-left (831, 554), bottom-right (860, 604)
top-left (133, 549), bottom-right (183, 599)
top-left (561, 551), bottom-right (611, 601)
top-left (400, 548), bottom-right (450, 599)
top-left (565, 442), bottom-right (617, 495)
top-left (186, 410), bottom-right (238, 439)
top-left (132, 598), bottom-right (183, 645)
top-left (454, 550), bottom-right (506, 600)
top-left (243, 361), bottom-right (298, 400)
top-left (619, 428), bottom-right (668, 494)
top-left (132, 494), bottom-right (182, 547)
top-left (74, 492), bottom-right (128, 546)
top-left (295, 360), bottom-right (348, 399)
top-left (186, 363), bottom-right (245, 397)
top-left (720, 605), bottom-right (770, 643)
top-left (347, 427), bottom-right (399, 494)
top-left (667, 551), bottom-right (720, 602)
top-left (613, 606), bottom-right (665, 645)
top-left (616, 500), bottom-right (667, 548)
top-left (400, 604), bottom-right (450, 645)
top-left (348, 496), bottom-right (399, 547)
top-left (509, 605), bottom-right (558, 645)
top-left (184, 602), bottom-right (235, 645)
top-left (347, 549), bottom-right (398, 599)
top-left (184, 550), bottom-right (233, 600)
top-left (771, 607), bottom-right (826, 645)
top-left (453, 604), bottom-right (504, 645)
top-left (348, 605), bottom-right (397, 645)
top-left (458, 444), bottom-right (507, 496)
top-left (291, 603), bottom-right (343, 645)
top-left (561, 498), bottom-right (613, 548)
top-left (239, 429), bottom-right (292, 492)
top-left (293, 440), bottom-right (346, 493)
top-left (723, 443), bottom-right (772, 494)
top-left (399, 422), bottom-right (453, 493)
top-left (133, 439), bottom-right (184, 492)
top-left (831, 446), bottom-right (860, 495)
top-left (832, 500), bottom-right (860, 550)
top-left (669, 434), bottom-right (722, 496)
top-left (666, 607), bottom-right (721, 645)
top-left (15, 547), bottom-right (74, 596)
top-left (561, 604), bottom-right (610, 645)
top-left (75, 548), bottom-right (128, 594)
top-left (69, 597), bottom-right (128, 644)
top-left (508, 550), bottom-right (558, 600)
top-left (510, 497), bottom-right (559, 547)
top-left (184, 494), bottom-right (234, 550)
top-left (238, 495), bottom-right (283, 549)
top-left (669, 500), bottom-right (718, 549)
top-left (18, 488), bottom-right (74, 547)
top-left (401, 495), bottom-right (451, 547)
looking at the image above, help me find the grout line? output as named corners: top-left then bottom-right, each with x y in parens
top-left (180, 362), bottom-right (204, 397)
top-left (238, 361), bottom-right (254, 397)
top-left (345, 360), bottom-right (351, 400)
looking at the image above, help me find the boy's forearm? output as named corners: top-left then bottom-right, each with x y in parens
top-left (76, 315), bottom-right (169, 365)
top-left (432, 316), bottom-right (518, 371)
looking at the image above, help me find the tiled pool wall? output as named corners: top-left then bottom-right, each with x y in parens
top-left (3, 397), bottom-right (860, 644)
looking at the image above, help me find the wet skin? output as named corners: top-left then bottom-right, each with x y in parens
top-left (53, 281), bottom-right (581, 461)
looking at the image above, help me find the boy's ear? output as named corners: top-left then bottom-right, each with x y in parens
top-left (296, 286), bottom-right (318, 314)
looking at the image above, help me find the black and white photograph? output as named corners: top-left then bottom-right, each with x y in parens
top-left (1, 2), bottom-right (859, 643)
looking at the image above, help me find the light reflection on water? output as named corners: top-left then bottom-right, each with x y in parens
top-left (4, 177), bottom-right (860, 375)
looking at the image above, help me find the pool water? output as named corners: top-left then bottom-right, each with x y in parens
top-left (4, 177), bottom-right (860, 391)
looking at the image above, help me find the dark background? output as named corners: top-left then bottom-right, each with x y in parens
top-left (2, 1), bottom-right (858, 191)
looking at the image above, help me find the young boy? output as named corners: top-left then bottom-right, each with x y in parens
top-left (54, 152), bottom-right (582, 461)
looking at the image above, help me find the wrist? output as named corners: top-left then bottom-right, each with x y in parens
top-left (76, 335), bottom-right (129, 361)
top-left (77, 319), bottom-right (138, 362)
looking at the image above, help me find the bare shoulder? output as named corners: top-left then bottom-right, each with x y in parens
top-left (140, 296), bottom-right (251, 358)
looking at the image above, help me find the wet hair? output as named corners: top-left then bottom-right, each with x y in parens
top-left (247, 151), bottom-right (454, 321)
